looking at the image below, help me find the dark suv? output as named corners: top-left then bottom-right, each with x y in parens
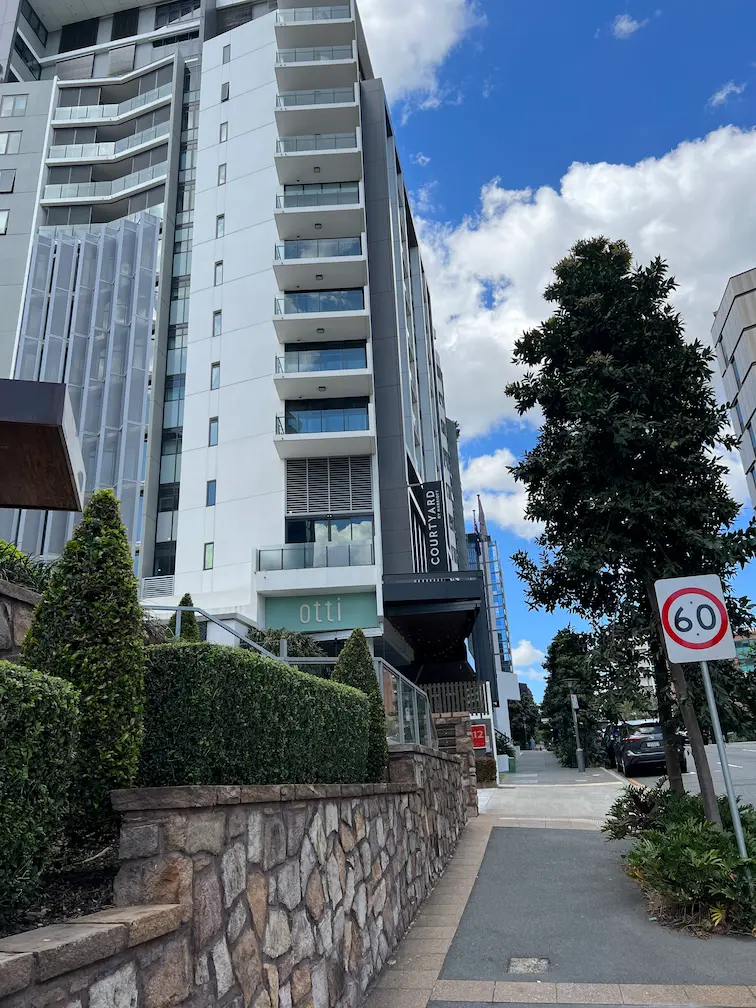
top-left (605, 720), bottom-right (688, 776)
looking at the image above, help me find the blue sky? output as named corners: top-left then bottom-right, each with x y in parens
top-left (361, 0), bottom-right (756, 699)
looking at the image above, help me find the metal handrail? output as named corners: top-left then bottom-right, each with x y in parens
top-left (276, 5), bottom-right (351, 23)
top-left (48, 121), bottom-right (170, 161)
top-left (258, 541), bottom-right (375, 570)
top-left (274, 289), bottom-right (364, 314)
top-left (276, 87), bottom-right (354, 108)
top-left (43, 161), bottom-right (167, 200)
top-left (52, 82), bottom-right (172, 122)
top-left (275, 347), bottom-right (367, 373)
top-left (276, 407), bottom-right (370, 434)
top-left (276, 45), bottom-right (352, 63)
top-left (276, 132), bottom-right (356, 153)
top-left (142, 604), bottom-right (278, 658)
top-left (274, 236), bottom-right (361, 260)
top-left (275, 189), bottom-right (359, 209)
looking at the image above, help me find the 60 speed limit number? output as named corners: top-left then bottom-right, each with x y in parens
top-left (654, 575), bottom-right (736, 664)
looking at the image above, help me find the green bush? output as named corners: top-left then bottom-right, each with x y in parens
top-left (606, 781), bottom-right (756, 932)
top-left (22, 490), bottom-right (146, 832)
top-left (0, 540), bottom-right (53, 592)
top-left (475, 755), bottom-right (498, 785)
top-left (247, 626), bottom-right (328, 660)
top-left (168, 593), bottom-right (201, 642)
top-left (332, 628), bottom-right (388, 782)
top-left (139, 643), bottom-right (371, 786)
top-left (0, 661), bottom-right (79, 922)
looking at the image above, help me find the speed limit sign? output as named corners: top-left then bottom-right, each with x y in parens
top-left (654, 574), bottom-right (736, 664)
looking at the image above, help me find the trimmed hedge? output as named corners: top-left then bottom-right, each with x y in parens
top-left (0, 661), bottom-right (79, 922)
top-left (139, 643), bottom-right (371, 786)
top-left (332, 628), bottom-right (388, 783)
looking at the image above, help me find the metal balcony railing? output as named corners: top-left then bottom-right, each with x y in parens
top-left (276, 5), bottom-right (351, 22)
top-left (43, 162), bottom-right (168, 201)
top-left (48, 121), bottom-right (171, 161)
top-left (276, 45), bottom-right (352, 64)
top-left (276, 188), bottom-right (359, 209)
top-left (275, 289), bottom-right (364, 314)
top-left (276, 132), bottom-right (356, 154)
top-left (53, 83), bottom-right (173, 122)
top-left (276, 405), bottom-right (370, 434)
top-left (258, 541), bottom-right (374, 570)
top-left (274, 236), bottom-right (361, 260)
top-left (276, 87), bottom-right (354, 108)
top-left (275, 346), bottom-right (366, 373)
top-left (425, 681), bottom-right (491, 716)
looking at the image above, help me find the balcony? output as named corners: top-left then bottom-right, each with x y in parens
top-left (41, 162), bottom-right (168, 203)
top-left (273, 236), bottom-right (366, 289)
top-left (275, 85), bottom-right (358, 133)
top-left (274, 344), bottom-right (372, 397)
top-left (275, 130), bottom-right (361, 185)
top-left (275, 5), bottom-right (354, 48)
top-left (47, 122), bottom-right (171, 164)
top-left (275, 43), bottom-right (357, 90)
top-left (258, 541), bottom-right (374, 571)
top-left (273, 287), bottom-right (369, 341)
top-left (274, 398), bottom-right (375, 457)
top-left (274, 184), bottom-right (364, 239)
top-left (52, 83), bottom-right (173, 124)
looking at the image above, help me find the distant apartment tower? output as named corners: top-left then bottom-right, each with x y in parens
top-left (0, 0), bottom-right (497, 694)
top-left (712, 267), bottom-right (756, 506)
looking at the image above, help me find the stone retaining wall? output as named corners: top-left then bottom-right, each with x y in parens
top-left (0, 746), bottom-right (466, 1008)
top-left (0, 579), bottom-right (40, 661)
top-left (432, 712), bottom-right (479, 816)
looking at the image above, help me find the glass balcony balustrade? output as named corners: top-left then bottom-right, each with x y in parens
top-left (275, 289), bottom-right (364, 314)
top-left (276, 187), bottom-right (359, 209)
top-left (258, 541), bottom-right (374, 571)
top-left (276, 132), bottom-right (356, 154)
top-left (48, 122), bottom-right (171, 161)
top-left (43, 161), bottom-right (168, 200)
top-left (275, 236), bottom-right (361, 260)
top-left (277, 397), bottom-right (369, 434)
top-left (276, 5), bottom-right (351, 23)
top-left (276, 87), bottom-right (354, 108)
top-left (276, 45), bottom-right (352, 64)
top-left (53, 83), bottom-right (173, 122)
top-left (275, 345), bottom-right (366, 373)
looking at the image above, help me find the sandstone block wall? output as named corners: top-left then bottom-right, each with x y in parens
top-left (0, 746), bottom-right (466, 1008)
top-left (433, 712), bottom-right (479, 815)
top-left (0, 580), bottom-right (40, 661)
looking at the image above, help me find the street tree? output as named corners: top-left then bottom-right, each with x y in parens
top-left (541, 628), bottom-right (603, 767)
top-left (508, 682), bottom-right (541, 747)
top-left (506, 236), bottom-right (756, 825)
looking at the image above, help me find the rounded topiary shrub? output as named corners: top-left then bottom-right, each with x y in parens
top-left (0, 660), bottom-right (79, 922)
top-left (168, 592), bottom-right (201, 642)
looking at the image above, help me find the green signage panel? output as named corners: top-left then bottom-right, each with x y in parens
top-left (265, 592), bottom-right (378, 633)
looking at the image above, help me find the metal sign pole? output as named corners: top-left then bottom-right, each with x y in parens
top-left (570, 695), bottom-right (586, 772)
top-left (700, 660), bottom-right (749, 860)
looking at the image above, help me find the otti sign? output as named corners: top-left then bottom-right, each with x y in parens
top-left (265, 591), bottom-right (378, 633)
top-left (419, 481), bottom-right (448, 571)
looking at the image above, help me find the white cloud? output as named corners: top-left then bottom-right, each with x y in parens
top-left (419, 127), bottom-right (756, 441)
top-left (461, 448), bottom-right (544, 539)
top-left (412, 152), bottom-right (432, 167)
top-left (612, 13), bottom-right (648, 38)
top-left (413, 180), bottom-right (440, 215)
top-left (707, 81), bottom-right (746, 108)
top-left (516, 667), bottom-right (546, 683)
top-left (720, 448), bottom-right (749, 507)
top-left (512, 639), bottom-right (546, 668)
top-left (357, 0), bottom-right (480, 102)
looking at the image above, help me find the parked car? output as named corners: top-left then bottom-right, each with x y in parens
top-left (604, 719), bottom-right (688, 776)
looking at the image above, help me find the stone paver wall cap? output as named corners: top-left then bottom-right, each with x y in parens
top-left (0, 921), bottom-right (128, 982)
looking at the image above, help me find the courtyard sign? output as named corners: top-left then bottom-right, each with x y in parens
top-left (265, 591), bottom-right (378, 633)
top-left (419, 481), bottom-right (449, 572)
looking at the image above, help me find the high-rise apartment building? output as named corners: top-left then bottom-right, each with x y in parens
top-left (712, 267), bottom-right (756, 506)
top-left (0, 0), bottom-right (498, 690)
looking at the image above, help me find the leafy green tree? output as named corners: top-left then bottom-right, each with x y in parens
top-left (168, 592), bottom-right (201, 641)
top-left (506, 237), bottom-right (756, 823)
top-left (684, 659), bottom-right (756, 742)
top-left (508, 683), bottom-right (540, 747)
top-left (541, 628), bottom-right (603, 767)
top-left (247, 626), bottom-right (328, 660)
top-left (22, 490), bottom-right (145, 832)
top-left (332, 628), bottom-right (387, 782)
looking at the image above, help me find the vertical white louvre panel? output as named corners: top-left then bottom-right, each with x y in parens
top-left (286, 457), bottom-right (373, 514)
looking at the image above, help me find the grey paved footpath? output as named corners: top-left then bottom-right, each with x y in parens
top-left (440, 827), bottom-right (756, 986)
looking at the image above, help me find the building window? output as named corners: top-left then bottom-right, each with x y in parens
top-left (59, 17), bottom-right (99, 52)
top-left (208, 417), bottom-right (219, 445)
top-left (153, 541), bottom-right (176, 576)
top-left (112, 7), bottom-right (139, 39)
top-left (0, 95), bottom-right (28, 117)
top-left (222, 44), bottom-right (230, 63)
top-left (13, 36), bottom-right (40, 80)
top-left (0, 170), bottom-right (15, 193)
top-left (213, 310), bottom-right (222, 336)
top-left (750, 425), bottom-right (756, 456)
top-left (210, 361), bottom-right (220, 389)
top-left (0, 210), bottom-right (8, 235)
top-left (214, 261), bottom-right (223, 286)
top-left (217, 163), bottom-right (226, 185)
top-left (0, 131), bottom-right (21, 154)
top-left (732, 355), bottom-right (742, 385)
top-left (204, 542), bottom-right (215, 569)
top-left (220, 81), bottom-right (229, 102)
top-left (219, 121), bottom-right (228, 143)
top-left (215, 214), bottom-right (225, 238)
top-left (206, 479), bottom-right (217, 506)
top-left (155, 0), bottom-right (200, 29)
top-left (20, 0), bottom-right (48, 45)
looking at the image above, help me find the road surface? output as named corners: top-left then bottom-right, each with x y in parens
top-left (630, 740), bottom-right (756, 806)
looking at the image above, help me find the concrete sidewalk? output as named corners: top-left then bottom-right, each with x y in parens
top-left (361, 750), bottom-right (756, 1008)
